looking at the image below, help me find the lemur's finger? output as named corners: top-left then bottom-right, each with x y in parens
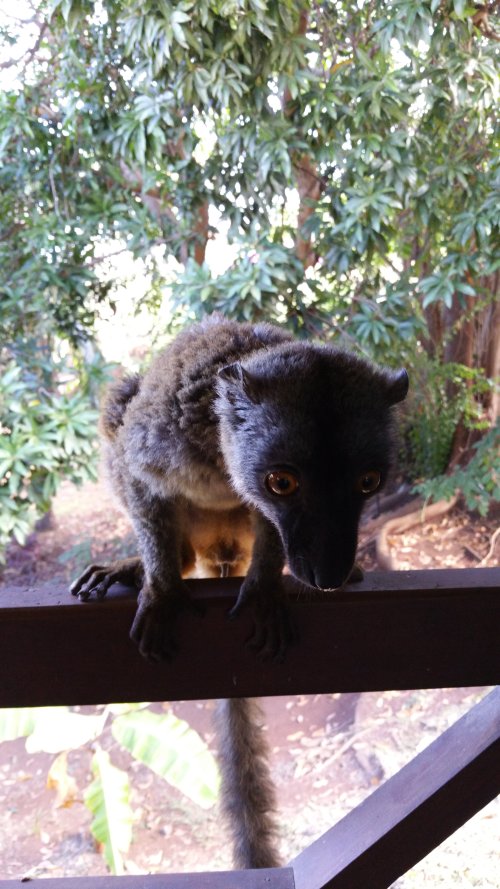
top-left (70, 564), bottom-right (106, 596)
top-left (77, 570), bottom-right (112, 600)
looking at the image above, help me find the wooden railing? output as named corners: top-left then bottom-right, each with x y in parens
top-left (1, 567), bottom-right (499, 888)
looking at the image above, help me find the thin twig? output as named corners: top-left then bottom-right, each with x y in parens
top-left (48, 158), bottom-right (60, 217)
top-left (0, 21), bottom-right (48, 72)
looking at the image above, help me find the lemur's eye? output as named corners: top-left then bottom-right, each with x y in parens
top-left (265, 470), bottom-right (299, 496)
top-left (356, 470), bottom-right (381, 495)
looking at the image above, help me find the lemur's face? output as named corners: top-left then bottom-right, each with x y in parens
top-left (216, 348), bottom-right (408, 590)
top-left (233, 416), bottom-right (391, 590)
top-left (257, 461), bottom-right (381, 591)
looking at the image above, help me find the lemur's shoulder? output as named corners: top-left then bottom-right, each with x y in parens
top-left (101, 317), bottom-right (294, 478)
top-left (145, 315), bottom-right (293, 395)
top-left (133, 316), bottom-right (293, 433)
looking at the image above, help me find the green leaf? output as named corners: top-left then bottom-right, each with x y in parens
top-left (84, 748), bottom-right (133, 875)
top-left (0, 708), bottom-right (37, 742)
top-left (112, 709), bottom-right (220, 809)
top-left (452, 0), bottom-right (468, 19)
top-left (26, 708), bottom-right (107, 754)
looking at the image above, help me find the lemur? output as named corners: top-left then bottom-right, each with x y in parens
top-left (71, 315), bottom-right (408, 869)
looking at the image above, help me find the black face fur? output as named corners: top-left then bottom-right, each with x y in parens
top-left (216, 343), bottom-right (408, 591)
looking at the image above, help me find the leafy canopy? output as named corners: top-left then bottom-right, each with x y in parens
top-left (0, 0), bottom-right (499, 555)
top-left (2, 1), bottom-right (497, 338)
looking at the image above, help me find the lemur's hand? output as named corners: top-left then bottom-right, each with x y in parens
top-left (229, 576), bottom-right (297, 662)
top-left (70, 556), bottom-right (144, 600)
top-left (130, 580), bottom-right (201, 662)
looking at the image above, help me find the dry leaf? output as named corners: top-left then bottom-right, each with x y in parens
top-left (46, 752), bottom-right (78, 808)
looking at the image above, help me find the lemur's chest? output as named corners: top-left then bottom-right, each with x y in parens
top-left (179, 463), bottom-right (242, 510)
top-left (139, 456), bottom-right (241, 511)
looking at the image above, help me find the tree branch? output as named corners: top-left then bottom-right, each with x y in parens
top-left (0, 20), bottom-right (48, 73)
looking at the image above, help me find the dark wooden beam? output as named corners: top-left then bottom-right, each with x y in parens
top-left (1, 568), bottom-right (499, 707)
top-left (290, 686), bottom-right (500, 889)
top-left (0, 870), bottom-right (295, 889)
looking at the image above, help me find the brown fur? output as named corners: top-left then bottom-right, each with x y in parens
top-left (183, 505), bottom-right (253, 579)
top-left (100, 373), bottom-right (141, 438)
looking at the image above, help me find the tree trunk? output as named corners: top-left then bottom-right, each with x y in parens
top-left (282, 9), bottom-right (323, 269)
top-left (293, 154), bottom-right (322, 268)
top-left (440, 276), bottom-right (499, 466)
top-left (119, 159), bottom-right (209, 266)
top-left (192, 201), bottom-right (209, 266)
top-left (423, 302), bottom-right (445, 358)
top-left (481, 273), bottom-right (500, 424)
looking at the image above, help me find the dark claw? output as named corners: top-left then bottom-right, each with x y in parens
top-left (227, 601), bottom-right (245, 622)
top-left (73, 568), bottom-right (114, 601)
top-left (94, 580), bottom-right (111, 600)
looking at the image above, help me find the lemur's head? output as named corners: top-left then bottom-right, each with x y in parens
top-left (216, 343), bottom-right (408, 591)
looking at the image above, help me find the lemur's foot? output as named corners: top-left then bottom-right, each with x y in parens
top-left (229, 578), bottom-right (297, 662)
top-left (130, 582), bottom-right (201, 662)
top-left (70, 556), bottom-right (144, 600)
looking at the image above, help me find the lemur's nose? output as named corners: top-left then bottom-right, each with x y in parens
top-left (291, 556), bottom-right (347, 592)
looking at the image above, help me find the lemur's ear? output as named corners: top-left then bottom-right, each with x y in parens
top-left (218, 362), bottom-right (261, 403)
top-left (385, 368), bottom-right (409, 405)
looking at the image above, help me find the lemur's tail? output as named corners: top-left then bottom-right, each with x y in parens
top-left (215, 697), bottom-right (281, 869)
top-left (100, 373), bottom-right (141, 439)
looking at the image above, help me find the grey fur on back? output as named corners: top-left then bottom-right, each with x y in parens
top-left (99, 316), bottom-right (294, 510)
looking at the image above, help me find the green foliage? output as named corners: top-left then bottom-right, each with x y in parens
top-left (85, 747), bottom-right (133, 875)
top-left (169, 239), bottom-right (310, 331)
top-left (414, 424), bottom-right (500, 516)
top-left (0, 707), bottom-right (38, 742)
top-left (5, 0), bottom-right (496, 313)
top-left (0, 360), bottom-right (100, 560)
top-left (0, 705), bottom-right (105, 749)
top-left (0, 702), bottom-right (220, 873)
top-left (26, 707), bottom-right (106, 753)
top-left (1, 0), bottom-right (499, 527)
top-left (402, 359), bottom-right (494, 481)
top-left (112, 709), bottom-right (220, 809)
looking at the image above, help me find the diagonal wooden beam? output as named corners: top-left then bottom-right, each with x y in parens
top-left (290, 686), bottom-right (500, 889)
top-left (1, 569), bottom-right (499, 707)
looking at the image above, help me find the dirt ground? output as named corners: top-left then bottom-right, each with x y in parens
top-left (1, 480), bottom-right (499, 887)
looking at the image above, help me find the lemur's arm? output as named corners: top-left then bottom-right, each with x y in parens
top-left (125, 481), bottom-right (195, 661)
top-left (230, 513), bottom-right (295, 660)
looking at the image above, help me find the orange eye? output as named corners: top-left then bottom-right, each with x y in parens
top-left (265, 470), bottom-right (299, 496)
top-left (356, 470), bottom-right (381, 495)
